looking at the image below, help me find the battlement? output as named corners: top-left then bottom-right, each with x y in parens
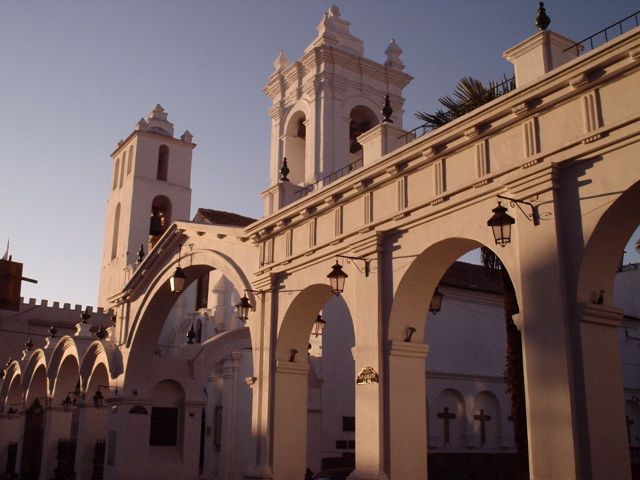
top-left (20, 297), bottom-right (112, 316)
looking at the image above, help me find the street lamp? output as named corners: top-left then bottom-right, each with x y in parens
top-left (327, 262), bottom-right (348, 296)
top-left (429, 288), bottom-right (444, 315)
top-left (487, 202), bottom-right (515, 247)
top-left (312, 315), bottom-right (326, 338)
top-left (235, 294), bottom-right (252, 324)
top-left (170, 244), bottom-right (187, 293)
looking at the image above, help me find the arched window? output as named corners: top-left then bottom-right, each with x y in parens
top-left (283, 111), bottom-right (307, 185)
top-left (111, 204), bottom-right (121, 260)
top-left (149, 195), bottom-right (172, 237)
top-left (349, 105), bottom-right (378, 157)
top-left (127, 145), bottom-right (133, 174)
top-left (119, 154), bottom-right (126, 188)
top-left (112, 159), bottom-right (120, 190)
top-left (157, 145), bottom-right (169, 181)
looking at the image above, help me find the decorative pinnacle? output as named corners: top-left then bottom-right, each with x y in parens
top-left (49, 325), bottom-right (58, 338)
top-left (535, 2), bottom-right (550, 31)
top-left (80, 307), bottom-right (91, 324)
top-left (381, 95), bottom-right (394, 123)
top-left (137, 244), bottom-right (145, 263)
top-left (280, 157), bottom-right (290, 182)
top-left (96, 324), bottom-right (108, 340)
top-left (186, 324), bottom-right (196, 344)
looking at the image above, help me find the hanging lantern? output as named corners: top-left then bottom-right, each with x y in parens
top-left (170, 266), bottom-right (186, 293)
top-left (235, 294), bottom-right (252, 323)
top-left (313, 314), bottom-right (327, 338)
top-left (327, 262), bottom-right (348, 296)
top-left (487, 202), bottom-right (515, 247)
top-left (429, 288), bottom-right (444, 315)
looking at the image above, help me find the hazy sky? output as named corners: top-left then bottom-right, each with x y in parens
top-left (1, 1), bottom-right (638, 307)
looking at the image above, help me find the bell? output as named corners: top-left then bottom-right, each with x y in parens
top-left (149, 213), bottom-right (163, 236)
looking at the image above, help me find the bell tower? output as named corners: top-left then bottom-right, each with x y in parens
top-left (98, 105), bottom-right (195, 307)
top-left (261, 5), bottom-right (412, 215)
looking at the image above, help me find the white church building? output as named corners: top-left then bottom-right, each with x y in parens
top-left (2, 4), bottom-right (640, 480)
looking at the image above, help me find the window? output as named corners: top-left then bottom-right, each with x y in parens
top-left (196, 274), bottom-right (209, 310)
top-left (111, 204), bottom-right (120, 260)
top-left (157, 145), bottom-right (169, 181)
top-left (112, 159), bottom-right (120, 190)
top-left (342, 416), bottom-right (355, 432)
top-left (127, 145), bottom-right (133, 174)
top-left (119, 154), bottom-right (125, 188)
top-left (149, 407), bottom-right (178, 446)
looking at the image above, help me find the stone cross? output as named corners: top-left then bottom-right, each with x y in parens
top-left (437, 407), bottom-right (456, 444)
top-left (474, 408), bottom-right (492, 444)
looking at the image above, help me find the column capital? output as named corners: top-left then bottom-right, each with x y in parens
top-left (388, 340), bottom-right (429, 359)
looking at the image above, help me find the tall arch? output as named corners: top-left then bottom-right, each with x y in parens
top-left (157, 145), bottom-right (169, 181)
top-left (348, 105), bottom-right (378, 158)
top-left (111, 203), bottom-right (121, 260)
top-left (283, 110), bottom-right (307, 185)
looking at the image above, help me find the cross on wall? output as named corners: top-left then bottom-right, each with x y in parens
top-left (474, 408), bottom-right (492, 445)
top-left (437, 407), bottom-right (456, 444)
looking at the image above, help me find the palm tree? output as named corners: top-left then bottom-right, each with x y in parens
top-left (419, 77), bottom-right (528, 479)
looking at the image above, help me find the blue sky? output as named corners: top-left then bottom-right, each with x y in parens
top-left (1, 1), bottom-right (638, 307)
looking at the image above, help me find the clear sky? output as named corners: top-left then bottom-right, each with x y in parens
top-left (1, 0), bottom-right (639, 307)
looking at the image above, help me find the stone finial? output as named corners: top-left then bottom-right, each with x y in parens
top-left (328, 5), bottom-right (340, 17)
top-left (148, 104), bottom-right (167, 121)
top-left (535, 2), bottom-right (550, 31)
top-left (381, 95), bottom-right (394, 123)
top-left (134, 118), bottom-right (148, 131)
top-left (180, 130), bottom-right (193, 143)
top-left (280, 157), bottom-right (290, 182)
top-left (384, 39), bottom-right (405, 71)
top-left (273, 49), bottom-right (290, 72)
top-left (305, 4), bottom-right (363, 56)
top-left (137, 244), bottom-right (145, 263)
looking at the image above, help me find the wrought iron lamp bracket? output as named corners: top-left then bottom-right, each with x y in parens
top-left (497, 195), bottom-right (544, 226)
top-left (337, 255), bottom-right (376, 277)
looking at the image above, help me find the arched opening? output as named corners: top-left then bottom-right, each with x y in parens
top-left (119, 153), bottom-right (126, 188)
top-left (283, 111), bottom-right (307, 185)
top-left (348, 105), bottom-right (378, 161)
top-left (149, 196), bottom-right (172, 248)
top-left (127, 145), bottom-right (134, 175)
top-left (111, 203), bottom-right (121, 260)
top-left (274, 282), bottom-right (356, 479)
top-left (157, 145), bottom-right (169, 181)
top-left (150, 380), bottom-right (185, 450)
top-left (388, 238), bottom-right (523, 480)
top-left (2, 372), bottom-right (22, 477)
top-left (576, 180), bottom-right (640, 479)
top-left (112, 158), bottom-right (120, 190)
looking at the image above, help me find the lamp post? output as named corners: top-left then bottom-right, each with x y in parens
top-left (92, 385), bottom-right (119, 409)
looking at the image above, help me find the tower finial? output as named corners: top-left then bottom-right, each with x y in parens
top-left (382, 95), bottom-right (394, 123)
top-left (535, 2), bottom-right (550, 31)
top-left (280, 157), bottom-right (290, 182)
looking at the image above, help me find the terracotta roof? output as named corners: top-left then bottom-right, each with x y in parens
top-left (193, 208), bottom-right (256, 227)
top-left (440, 261), bottom-right (502, 295)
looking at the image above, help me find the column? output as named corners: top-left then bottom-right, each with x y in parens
top-left (388, 341), bottom-right (429, 480)
top-left (244, 286), bottom-right (277, 480)
top-left (39, 406), bottom-right (71, 480)
top-left (579, 303), bottom-right (631, 480)
top-left (74, 400), bottom-right (109, 480)
top-left (347, 245), bottom-right (388, 480)
top-left (218, 352), bottom-right (240, 480)
top-left (202, 374), bottom-right (220, 478)
top-left (272, 360), bottom-right (310, 479)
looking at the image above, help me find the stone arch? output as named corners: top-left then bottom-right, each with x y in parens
top-left (577, 180), bottom-right (640, 305)
top-left (47, 336), bottom-right (78, 389)
top-left (190, 327), bottom-right (251, 379)
top-left (348, 104), bottom-right (379, 156)
top-left (79, 340), bottom-right (119, 392)
top-left (51, 354), bottom-right (80, 408)
top-left (124, 247), bottom-right (254, 392)
top-left (21, 350), bottom-right (47, 397)
top-left (24, 363), bottom-right (48, 408)
top-left (0, 361), bottom-right (21, 407)
top-left (388, 236), bottom-right (517, 342)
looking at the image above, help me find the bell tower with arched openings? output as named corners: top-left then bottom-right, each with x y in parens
top-left (261, 5), bottom-right (412, 215)
top-left (98, 105), bottom-right (195, 307)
